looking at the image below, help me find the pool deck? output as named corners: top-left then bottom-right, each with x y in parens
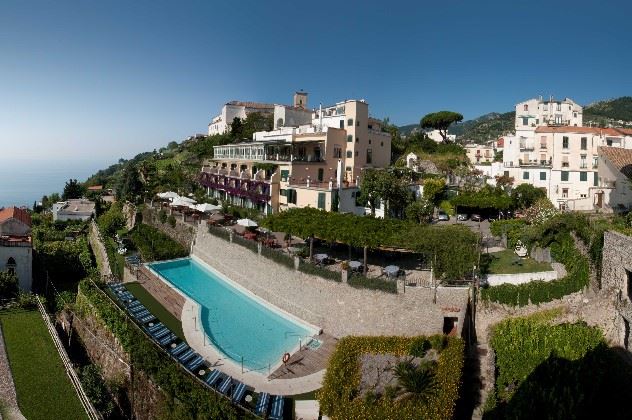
top-left (181, 299), bottom-right (332, 395)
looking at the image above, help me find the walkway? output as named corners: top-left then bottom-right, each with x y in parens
top-left (0, 325), bottom-right (26, 420)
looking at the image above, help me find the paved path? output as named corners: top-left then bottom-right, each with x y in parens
top-left (0, 325), bottom-right (26, 420)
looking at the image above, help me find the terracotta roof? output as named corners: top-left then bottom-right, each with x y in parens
top-left (599, 146), bottom-right (632, 179)
top-left (535, 126), bottom-right (621, 135)
top-left (0, 207), bottom-right (31, 227)
top-left (226, 101), bottom-right (275, 110)
top-left (87, 185), bottom-right (103, 191)
top-left (497, 137), bottom-right (505, 147)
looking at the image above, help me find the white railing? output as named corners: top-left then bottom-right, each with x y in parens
top-left (36, 296), bottom-right (101, 420)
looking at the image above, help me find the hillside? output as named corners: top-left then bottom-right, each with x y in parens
top-left (400, 96), bottom-right (632, 144)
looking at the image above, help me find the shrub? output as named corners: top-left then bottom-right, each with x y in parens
top-left (348, 273), bottom-right (397, 293)
top-left (129, 224), bottom-right (188, 261)
top-left (408, 337), bottom-right (432, 357)
top-left (428, 335), bottom-right (447, 352)
top-left (298, 260), bottom-right (341, 282)
top-left (158, 209), bottom-right (168, 224)
top-left (319, 335), bottom-right (464, 420)
top-left (232, 234), bottom-right (259, 254)
top-left (167, 215), bottom-right (176, 228)
top-left (207, 225), bottom-right (231, 241)
top-left (79, 365), bottom-right (115, 417)
top-left (17, 291), bottom-right (38, 309)
top-left (0, 272), bottom-right (19, 301)
top-left (260, 247), bottom-right (295, 270)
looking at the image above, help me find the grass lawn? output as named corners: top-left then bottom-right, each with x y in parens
top-left (0, 309), bottom-right (88, 420)
top-left (483, 249), bottom-right (552, 275)
top-left (124, 282), bottom-right (185, 339)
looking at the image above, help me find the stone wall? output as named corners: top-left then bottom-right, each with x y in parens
top-left (601, 231), bottom-right (632, 298)
top-left (485, 270), bottom-right (558, 286)
top-left (192, 227), bottom-right (471, 338)
top-left (59, 303), bottom-right (166, 420)
top-left (142, 206), bottom-right (195, 249)
top-left (122, 202), bottom-right (138, 231)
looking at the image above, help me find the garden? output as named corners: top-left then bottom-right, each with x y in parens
top-left (480, 249), bottom-right (552, 275)
top-left (484, 309), bottom-right (632, 419)
top-left (318, 335), bottom-right (464, 420)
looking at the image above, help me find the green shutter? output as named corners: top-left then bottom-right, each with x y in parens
top-left (280, 170), bottom-right (289, 181)
top-left (593, 172), bottom-right (598, 187)
top-left (317, 192), bottom-right (326, 209)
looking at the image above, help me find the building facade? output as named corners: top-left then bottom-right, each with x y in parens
top-left (597, 146), bottom-right (632, 212)
top-left (208, 101), bottom-right (276, 135)
top-left (52, 199), bottom-right (96, 221)
top-left (0, 207), bottom-right (32, 291)
top-left (464, 144), bottom-right (494, 165)
top-left (200, 96), bottom-right (392, 214)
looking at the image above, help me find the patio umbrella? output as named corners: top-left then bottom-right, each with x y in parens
top-left (177, 196), bottom-right (197, 204)
top-left (170, 197), bottom-right (196, 207)
top-left (195, 203), bottom-right (222, 213)
top-left (157, 191), bottom-right (180, 200)
top-left (237, 218), bottom-right (258, 227)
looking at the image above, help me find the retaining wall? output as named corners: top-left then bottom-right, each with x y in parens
top-left (485, 270), bottom-right (558, 286)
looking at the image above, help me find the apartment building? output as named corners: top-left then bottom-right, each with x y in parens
top-left (208, 101), bottom-right (275, 135)
top-left (515, 97), bottom-right (582, 135)
top-left (464, 143), bottom-right (494, 164)
top-left (199, 94), bottom-right (392, 214)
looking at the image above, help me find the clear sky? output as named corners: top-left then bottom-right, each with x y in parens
top-left (1, 0), bottom-right (631, 163)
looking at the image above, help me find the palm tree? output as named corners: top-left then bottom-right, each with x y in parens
top-left (392, 359), bottom-right (437, 403)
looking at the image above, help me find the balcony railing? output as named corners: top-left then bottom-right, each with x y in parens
top-left (518, 158), bottom-right (552, 167)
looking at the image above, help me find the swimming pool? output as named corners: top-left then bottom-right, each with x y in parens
top-left (147, 257), bottom-right (317, 371)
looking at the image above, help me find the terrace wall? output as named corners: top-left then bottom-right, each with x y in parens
top-left (192, 227), bottom-right (471, 338)
top-left (141, 206), bottom-right (195, 249)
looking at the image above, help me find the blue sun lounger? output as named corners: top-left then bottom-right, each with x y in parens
top-left (186, 355), bottom-right (204, 372)
top-left (138, 313), bottom-right (156, 324)
top-left (219, 375), bottom-right (233, 395)
top-left (255, 392), bottom-right (270, 417)
top-left (133, 309), bottom-right (150, 319)
top-left (169, 342), bottom-right (188, 357)
top-left (178, 348), bottom-right (195, 363)
top-left (158, 333), bottom-right (177, 347)
top-left (205, 369), bottom-right (222, 387)
top-left (118, 291), bottom-right (134, 301)
top-left (127, 300), bottom-right (143, 309)
top-left (269, 395), bottom-right (284, 420)
top-left (147, 323), bottom-right (164, 333)
top-left (150, 327), bottom-right (169, 339)
top-left (129, 305), bottom-right (146, 315)
top-left (109, 284), bottom-right (125, 292)
top-left (232, 381), bottom-right (247, 403)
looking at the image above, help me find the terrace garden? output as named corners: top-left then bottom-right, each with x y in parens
top-left (480, 250), bottom-right (552, 275)
top-left (0, 309), bottom-right (88, 420)
top-left (484, 309), bottom-right (632, 419)
top-left (319, 335), bottom-right (464, 420)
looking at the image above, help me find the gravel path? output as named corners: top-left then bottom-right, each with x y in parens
top-left (0, 324), bottom-right (26, 420)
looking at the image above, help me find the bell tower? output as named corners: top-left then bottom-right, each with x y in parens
top-left (293, 90), bottom-right (308, 109)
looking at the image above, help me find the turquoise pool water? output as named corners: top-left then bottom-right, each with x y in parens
top-left (147, 257), bottom-right (315, 371)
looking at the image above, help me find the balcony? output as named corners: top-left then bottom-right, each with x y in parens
top-left (198, 172), bottom-right (272, 203)
top-left (539, 144), bottom-right (547, 150)
top-left (518, 158), bottom-right (552, 167)
top-left (580, 163), bottom-right (588, 169)
top-left (519, 142), bottom-right (535, 151)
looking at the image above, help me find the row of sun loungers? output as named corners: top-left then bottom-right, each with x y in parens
top-left (107, 282), bottom-right (285, 419)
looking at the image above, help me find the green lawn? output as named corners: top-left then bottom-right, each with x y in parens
top-left (0, 309), bottom-right (88, 420)
top-left (483, 249), bottom-right (552, 275)
top-left (124, 282), bottom-right (185, 339)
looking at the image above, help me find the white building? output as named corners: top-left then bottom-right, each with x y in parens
top-left (426, 129), bottom-right (456, 143)
top-left (52, 199), bottom-right (96, 221)
top-left (0, 207), bottom-right (32, 291)
top-left (208, 101), bottom-right (275, 135)
top-left (596, 146), bottom-right (632, 212)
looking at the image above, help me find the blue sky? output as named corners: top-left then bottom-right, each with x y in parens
top-left (1, 0), bottom-right (631, 163)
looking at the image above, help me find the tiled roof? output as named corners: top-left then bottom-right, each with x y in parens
top-left (226, 101), bottom-right (275, 109)
top-left (599, 146), bottom-right (632, 179)
top-left (0, 207), bottom-right (32, 227)
top-left (535, 126), bottom-right (621, 135)
top-left (87, 185), bottom-right (103, 191)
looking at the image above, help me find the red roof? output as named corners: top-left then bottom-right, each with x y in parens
top-left (497, 137), bottom-right (504, 147)
top-left (87, 185), bottom-right (103, 191)
top-left (0, 207), bottom-right (32, 227)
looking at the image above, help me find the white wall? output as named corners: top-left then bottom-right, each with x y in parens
top-left (0, 246), bottom-right (32, 291)
top-left (485, 270), bottom-right (558, 286)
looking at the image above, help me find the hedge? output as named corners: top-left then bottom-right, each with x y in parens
top-left (319, 335), bottom-right (464, 420)
top-left (485, 311), bottom-right (632, 419)
top-left (480, 233), bottom-right (589, 307)
top-left (76, 279), bottom-right (250, 420)
top-left (232, 234), bottom-right (259, 254)
top-left (347, 273), bottom-right (397, 293)
top-left (298, 260), bottom-right (342, 282)
top-left (260, 246), bottom-right (294, 270)
top-left (208, 225), bottom-right (231, 241)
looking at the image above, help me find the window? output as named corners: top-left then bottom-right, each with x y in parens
top-left (345, 166), bottom-right (352, 172)
top-left (355, 137), bottom-right (359, 143)
top-left (540, 136), bottom-right (547, 148)
top-left (540, 172), bottom-right (546, 181)
top-left (562, 188), bottom-right (568, 198)
top-left (287, 189), bottom-right (297, 204)
top-left (579, 193), bottom-right (587, 198)
top-left (607, 139), bottom-right (613, 146)
top-left (355, 150), bottom-right (359, 157)
top-left (347, 118), bottom-right (353, 126)
top-left (581, 137), bottom-right (587, 150)
top-left (317, 192), bottom-right (326, 209)
top-left (574, 112), bottom-right (578, 118)
top-left (6, 257), bottom-right (16, 276)
top-left (368, 139), bottom-right (371, 145)
top-left (317, 168), bottom-right (324, 181)
top-left (346, 151), bottom-right (352, 158)
top-left (522, 117), bottom-right (529, 126)
top-left (280, 169), bottom-right (289, 181)
top-left (544, 104), bottom-right (548, 111)
top-left (333, 146), bottom-right (342, 158)
top-left (524, 104), bottom-right (528, 111)
top-left (280, 189), bottom-right (287, 197)
top-left (580, 171), bottom-right (587, 181)
top-left (536, 119), bottom-right (539, 125)
top-left (562, 136), bottom-right (569, 149)
top-left (504, 171), bottom-right (510, 177)
top-left (366, 149), bottom-right (373, 164)
top-left (561, 171), bottom-right (569, 181)
top-left (356, 120), bottom-right (360, 127)
top-left (594, 172), bottom-right (598, 186)
top-left (339, 120), bottom-right (344, 129)
top-left (523, 172), bottom-right (529, 180)
top-left (381, 141), bottom-right (384, 146)
top-left (347, 135), bottom-right (352, 142)
top-left (556, 103), bottom-right (561, 111)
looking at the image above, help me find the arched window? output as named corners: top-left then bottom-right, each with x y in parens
top-left (6, 257), bottom-right (16, 276)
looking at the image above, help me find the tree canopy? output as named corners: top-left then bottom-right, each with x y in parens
top-left (420, 111), bottom-right (463, 142)
top-left (511, 184), bottom-right (547, 210)
top-left (62, 179), bottom-right (84, 200)
top-left (358, 169), bottom-right (413, 218)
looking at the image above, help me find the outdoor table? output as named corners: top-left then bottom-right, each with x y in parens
top-left (314, 254), bottom-right (329, 264)
top-left (349, 261), bottom-right (363, 271)
top-left (384, 265), bottom-right (400, 278)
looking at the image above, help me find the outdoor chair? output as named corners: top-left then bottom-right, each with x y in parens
top-left (232, 381), bottom-right (247, 403)
top-left (186, 355), bottom-right (204, 372)
top-left (205, 369), bottom-right (222, 387)
top-left (218, 375), bottom-right (233, 395)
top-left (269, 395), bottom-right (284, 420)
top-left (169, 342), bottom-right (189, 357)
top-left (255, 393), bottom-right (270, 416)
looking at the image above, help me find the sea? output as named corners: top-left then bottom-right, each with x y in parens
top-left (0, 158), bottom-right (112, 209)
